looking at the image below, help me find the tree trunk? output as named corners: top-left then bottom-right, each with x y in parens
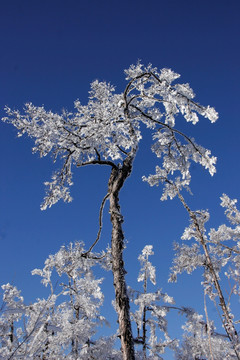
top-left (108, 156), bottom-right (135, 360)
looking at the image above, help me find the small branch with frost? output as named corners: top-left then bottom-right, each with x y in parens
top-left (79, 159), bottom-right (118, 169)
top-left (131, 104), bottom-right (203, 157)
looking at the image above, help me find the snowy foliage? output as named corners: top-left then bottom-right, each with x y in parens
top-left (169, 194), bottom-right (240, 299)
top-left (176, 311), bottom-right (233, 360)
top-left (3, 63), bottom-right (231, 359)
top-left (0, 242), bottom-right (116, 359)
top-left (1, 239), bottom-right (240, 359)
top-left (2, 63), bottom-right (217, 209)
top-left (137, 245), bottom-right (156, 285)
top-left (169, 193), bottom-right (240, 357)
top-left (209, 195), bottom-right (240, 298)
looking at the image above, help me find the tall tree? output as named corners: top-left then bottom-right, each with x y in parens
top-left (2, 62), bottom-right (218, 359)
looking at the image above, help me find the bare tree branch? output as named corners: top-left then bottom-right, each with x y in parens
top-left (79, 159), bottom-right (118, 169)
top-left (82, 192), bottom-right (110, 256)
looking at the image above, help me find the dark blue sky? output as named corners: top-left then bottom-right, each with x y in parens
top-left (0, 0), bottom-right (239, 356)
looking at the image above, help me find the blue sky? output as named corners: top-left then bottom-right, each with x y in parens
top-left (0, 0), bottom-right (240, 357)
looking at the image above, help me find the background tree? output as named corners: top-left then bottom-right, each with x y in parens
top-left (168, 191), bottom-right (240, 358)
top-left (2, 240), bottom-right (237, 359)
top-left (129, 245), bottom-right (178, 359)
top-left (0, 242), bottom-right (116, 359)
top-left (2, 62), bottom-right (218, 359)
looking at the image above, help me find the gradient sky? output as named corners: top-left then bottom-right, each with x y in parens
top-left (0, 0), bottom-right (240, 358)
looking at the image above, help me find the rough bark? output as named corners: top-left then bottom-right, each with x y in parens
top-left (108, 156), bottom-right (135, 360)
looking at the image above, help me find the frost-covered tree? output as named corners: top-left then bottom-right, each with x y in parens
top-left (2, 241), bottom-right (236, 359)
top-left (129, 245), bottom-right (177, 359)
top-left (31, 241), bottom-right (108, 359)
top-left (168, 190), bottom-right (240, 358)
top-left (0, 242), bottom-right (118, 359)
top-left (2, 62), bottom-right (218, 359)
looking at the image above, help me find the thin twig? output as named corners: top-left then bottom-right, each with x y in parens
top-left (218, 242), bottom-right (240, 255)
top-left (94, 147), bottom-right (101, 161)
top-left (226, 280), bottom-right (237, 308)
top-left (82, 192), bottom-right (110, 256)
top-left (131, 104), bottom-right (203, 156)
top-left (117, 145), bottom-right (129, 155)
top-left (204, 292), bottom-right (214, 360)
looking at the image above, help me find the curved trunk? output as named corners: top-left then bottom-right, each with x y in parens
top-left (108, 156), bottom-right (135, 360)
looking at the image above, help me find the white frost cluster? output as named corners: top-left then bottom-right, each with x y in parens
top-left (176, 311), bottom-right (233, 360)
top-left (138, 245), bottom-right (156, 285)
